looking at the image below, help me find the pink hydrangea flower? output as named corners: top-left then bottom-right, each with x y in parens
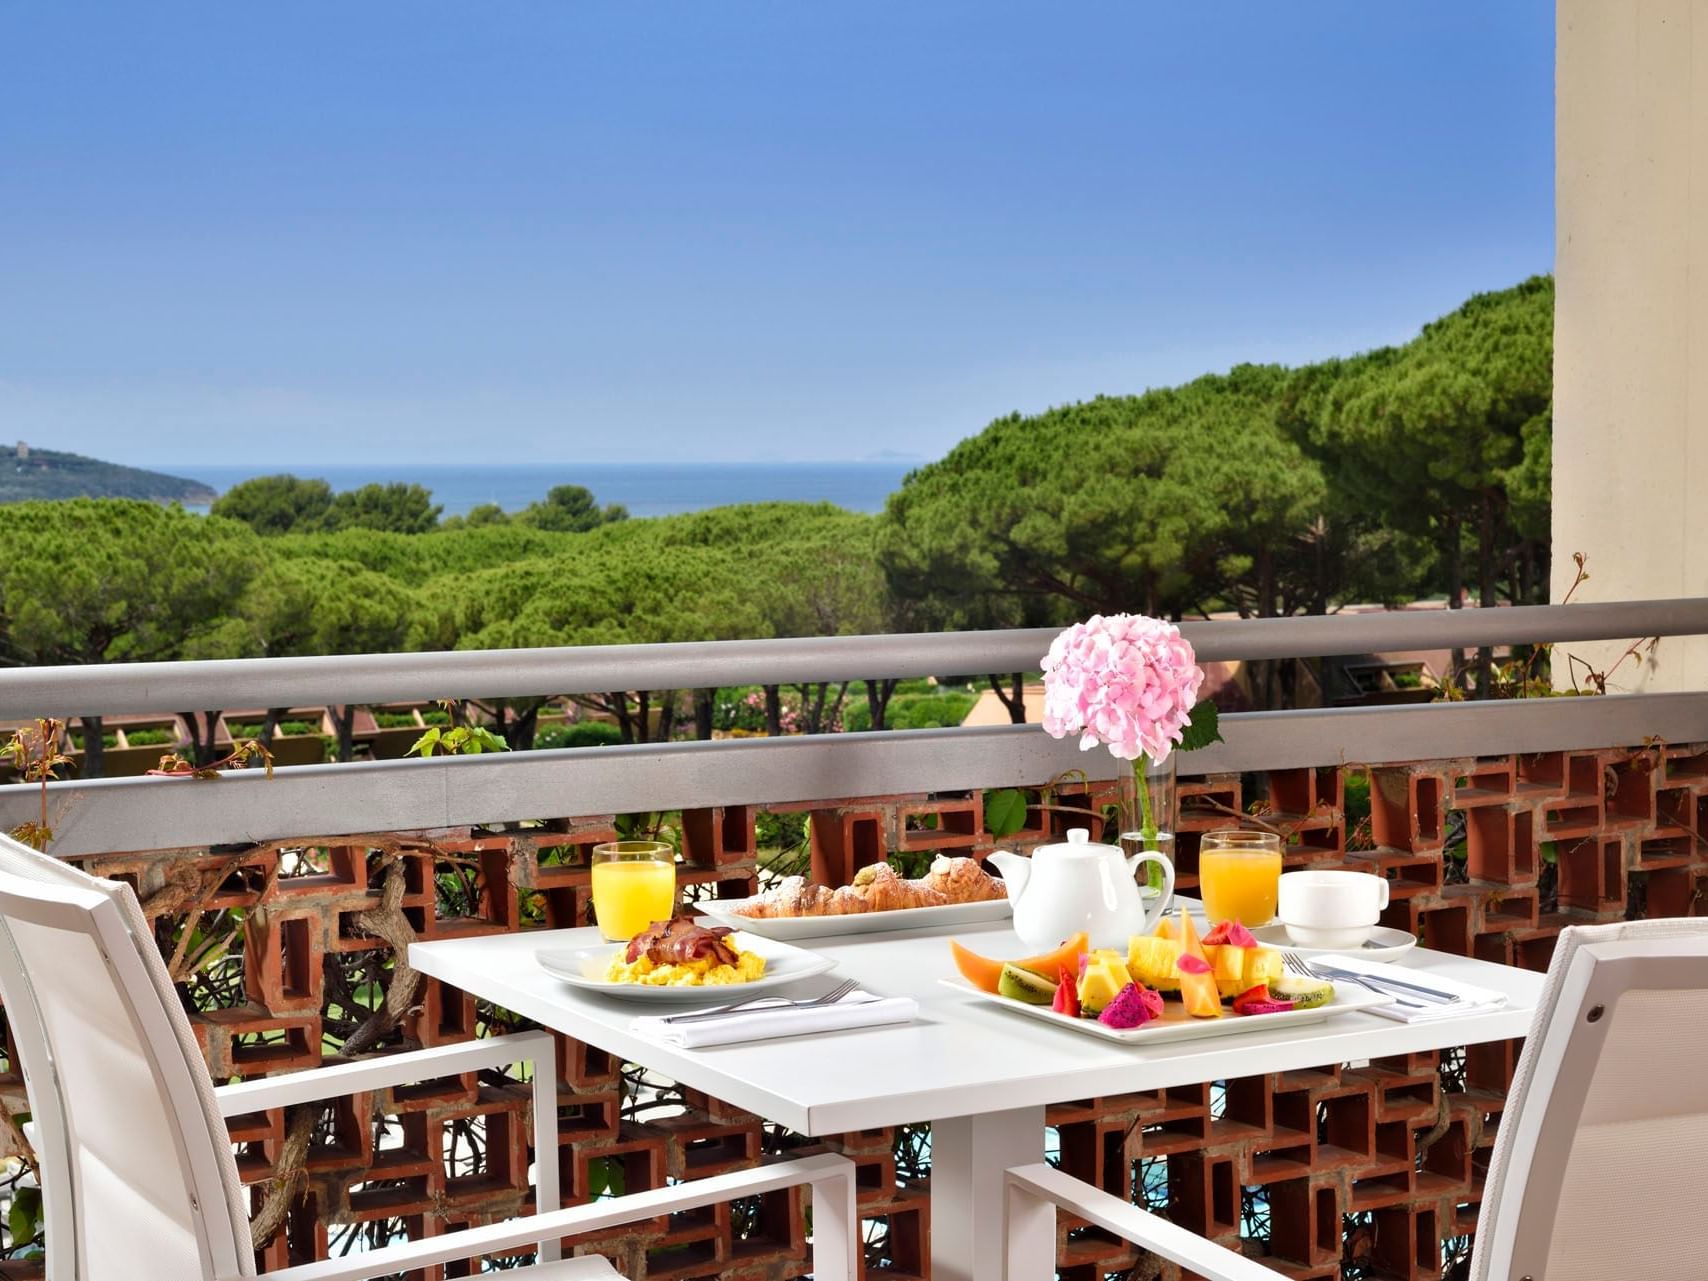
top-left (1040, 613), bottom-right (1205, 763)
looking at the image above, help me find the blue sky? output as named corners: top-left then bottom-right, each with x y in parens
top-left (1, 3), bottom-right (1554, 466)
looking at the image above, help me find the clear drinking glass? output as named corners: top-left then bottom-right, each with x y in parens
top-left (590, 841), bottom-right (677, 942)
top-left (1197, 829), bottom-right (1283, 927)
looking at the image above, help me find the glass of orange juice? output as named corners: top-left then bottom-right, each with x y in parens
top-left (1198, 830), bottom-right (1282, 927)
top-left (591, 841), bottom-right (677, 941)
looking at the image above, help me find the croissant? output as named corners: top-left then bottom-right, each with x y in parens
top-left (925, 854), bottom-right (1009, 904)
top-left (856, 863), bottom-right (948, 912)
top-left (735, 876), bottom-right (832, 918)
top-left (735, 856), bottom-right (1003, 918)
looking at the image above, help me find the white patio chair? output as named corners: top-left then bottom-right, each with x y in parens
top-left (0, 834), bottom-right (857, 1281)
top-left (1006, 917), bottom-right (1708, 1281)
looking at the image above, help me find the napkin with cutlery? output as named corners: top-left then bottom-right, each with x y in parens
top-left (631, 990), bottom-right (918, 1049)
top-left (1309, 955), bottom-right (1508, 1024)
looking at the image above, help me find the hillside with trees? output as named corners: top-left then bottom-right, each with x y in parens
top-left (0, 444), bottom-right (216, 504)
top-left (0, 277), bottom-right (1553, 772)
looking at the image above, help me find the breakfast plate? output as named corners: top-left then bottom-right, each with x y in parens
top-left (1249, 923), bottom-right (1418, 962)
top-left (695, 896), bottom-right (1011, 940)
top-left (942, 975), bottom-right (1388, 1045)
top-left (535, 931), bottom-right (836, 1004)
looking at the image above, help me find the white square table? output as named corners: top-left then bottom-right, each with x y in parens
top-left (411, 919), bottom-right (1543, 1281)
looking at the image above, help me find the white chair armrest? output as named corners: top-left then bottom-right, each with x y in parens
top-left (212, 1030), bottom-right (556, 1116)
top-left (1007, 1163), bottom-right (1287, 1281)
top-left (237, 1151), bottom-right (858, 1281)
top-left (217, 1030), bottom-right (562, 1261)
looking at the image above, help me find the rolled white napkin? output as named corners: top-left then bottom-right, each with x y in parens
top-left (631, 990), bottom-right (919, 1048)
top-left (1310, 955), bottom-right (1507, 1024)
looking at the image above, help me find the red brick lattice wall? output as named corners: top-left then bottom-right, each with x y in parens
top-left (0, 742), bottom-right (1699, 1280)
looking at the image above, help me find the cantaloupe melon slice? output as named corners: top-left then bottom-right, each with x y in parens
top-left (1174, 908), bottom-right (1223, 1018)
top-left (949, 933), bottom-right (1089, 994)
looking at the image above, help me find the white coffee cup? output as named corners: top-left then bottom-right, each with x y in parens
top-left (1277, 870), bottom-right (1390, 950)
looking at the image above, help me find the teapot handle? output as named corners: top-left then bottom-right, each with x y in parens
top-left (1130, 853), bottom-right (1176, 931)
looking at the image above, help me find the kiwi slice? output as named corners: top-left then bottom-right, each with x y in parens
top-left (998, 962), bottom-right (1059, 1005)
top-left (1271, 974), bottom-right (1334, 1010)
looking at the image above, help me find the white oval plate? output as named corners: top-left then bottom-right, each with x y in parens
top-left (535, 931), bottom-right (836, 1004)
top-left (1250, 922), bottom-right (1418, 962)
top-left (695, 895), bottom-right (1010, 941)
top-left (942, 976), bottom-right (1388, 1044)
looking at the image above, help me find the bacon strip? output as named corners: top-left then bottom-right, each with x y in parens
top-left (625, 918), bottom-right (741, 968)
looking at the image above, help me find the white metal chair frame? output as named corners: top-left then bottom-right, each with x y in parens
top-left (0, 836), bottom-right (856, 1280)
top-left (1005, 918), bottom-right (1708, 1281)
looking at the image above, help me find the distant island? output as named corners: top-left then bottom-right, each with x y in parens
top-left (0, 443), bottom-right (217, 505)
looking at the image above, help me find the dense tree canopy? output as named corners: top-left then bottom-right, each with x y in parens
top-left (1280, 275), bottom-right (1553, 610)
top-left (879, 367), bottom-right (1333, 623)
top-left (0, 500), bottom-right (260, 664)
top-left (271, 525), bottom-right (573, 584)
top-left (513, 484), bottom-right (630, 532)
top-left (321, 482), bottom-right (443, 534)
top-left (235, 558), bottom-right (419, 659)
top-left (212, 475), bottom-right (445, 536)
top-left (210, 473), bottom-right (335, 536)
top-left (880, 277), bottom-right (1549, 631)
top-left (0, 276), bottom-right (1557, 752)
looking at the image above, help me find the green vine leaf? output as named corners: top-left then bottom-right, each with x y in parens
top-left (984, 788), bottom-right (1027, 838)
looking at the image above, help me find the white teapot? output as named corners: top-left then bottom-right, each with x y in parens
top-left (988, 828), bottom-right (1175, 951)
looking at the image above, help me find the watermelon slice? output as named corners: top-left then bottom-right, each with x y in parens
top-left (1231, 984), bottom-right (1294, 1016)
top-left (1052, 965), bottom-right (1082, 1018)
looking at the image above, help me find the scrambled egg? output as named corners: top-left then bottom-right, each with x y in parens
top-left (606, 949), bottom-right (767, 987)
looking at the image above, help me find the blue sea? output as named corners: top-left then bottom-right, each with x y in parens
top-left (168, 461), bottom-right (920, 519)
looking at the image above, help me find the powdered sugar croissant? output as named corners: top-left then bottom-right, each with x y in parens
top-left (734, 855), bottom-right (1006, 918)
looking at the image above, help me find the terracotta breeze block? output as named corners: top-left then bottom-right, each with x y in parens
top-left (1369, 767), bottom-right (1447, 853)
top-left (14, 745), bottom-right (1695, 1280)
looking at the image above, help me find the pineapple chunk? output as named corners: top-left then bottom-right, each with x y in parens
top-left (1127, 936), bottom-right (1183, 991)
top-left (1208, 943), bottom-right (1247, 984)
top-left (1209, 941), bottom-right (1286, 997)
top-left (1077, 952), bottom-right (1131, 1014)
top-left (1247, 946), bottom-right (1282, 988)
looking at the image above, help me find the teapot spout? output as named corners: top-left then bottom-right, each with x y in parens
top-left (986, 849), bottom-right (1030, 901)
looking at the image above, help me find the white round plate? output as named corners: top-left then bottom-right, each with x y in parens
top-left (534, 930), bottom-right (836, 1004)
top-left (1250, 922), bottom-right (1418, 962)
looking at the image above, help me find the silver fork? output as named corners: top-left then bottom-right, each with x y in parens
top-left (661, 977), bottom-right (860, 1025)
top-left (1283, 951), bottom-right (1430, 1009)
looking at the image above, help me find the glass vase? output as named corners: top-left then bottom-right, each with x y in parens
top-left (1118, 753), bottom-right (1177, 901)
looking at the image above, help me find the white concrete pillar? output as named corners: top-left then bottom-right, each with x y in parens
top-left (1555, 0), bottom-right (1708, 691)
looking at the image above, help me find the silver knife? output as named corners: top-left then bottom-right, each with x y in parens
top-left (1314, 964), bottom-right (1459, 1003)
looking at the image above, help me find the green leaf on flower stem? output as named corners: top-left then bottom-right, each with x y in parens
top-left (1176, 700), bottom-right (1223, 753)
top-left (984, 788), bottom-right (1028, 837)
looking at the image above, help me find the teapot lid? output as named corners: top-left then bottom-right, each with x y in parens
top-left (1036, 827), bottom-right (1114, 858)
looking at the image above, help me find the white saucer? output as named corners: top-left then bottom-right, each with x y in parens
top-left (1251, 922), bottom-right (1418, 962)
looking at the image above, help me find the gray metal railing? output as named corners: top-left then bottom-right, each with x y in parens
top-left (0, 597), bottom-right (1701, 719)
top-left (0, 597), bottom-right (1704, 856)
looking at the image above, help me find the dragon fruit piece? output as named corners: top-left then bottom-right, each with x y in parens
top-left (1203, 920), bottom-right (1259, 949)
top-left (1097, 982), bottom-right (1159, 1030)
top-left (1177, 953), bottom-right (1212, 975)
top-left (1231, 983), bottom-right (1295, 1016)
top-left (1222, 921), bottom-right (1259, 949)
top-left (1135, 985), bottom-right (1165, 1021)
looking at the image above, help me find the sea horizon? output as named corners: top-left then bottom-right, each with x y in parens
top-left (162, 460), bottom-right (921, 519)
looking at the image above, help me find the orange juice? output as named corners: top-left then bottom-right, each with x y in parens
top-left (591, 858), bottom-right (677, 941)
top-left (1198, 850), bottom-right (1282, 927)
